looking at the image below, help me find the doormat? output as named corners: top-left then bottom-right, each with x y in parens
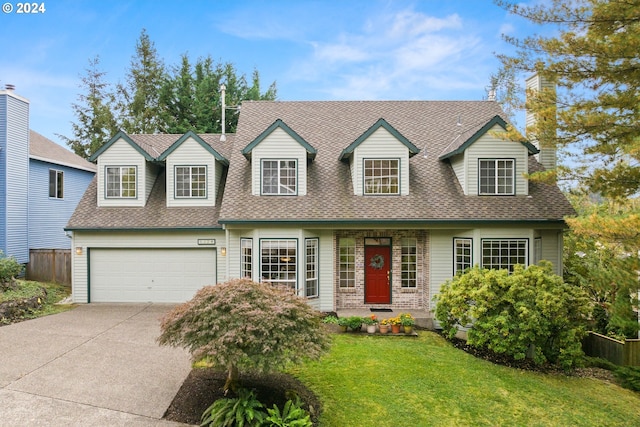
top-left (370, 308), bottom-right (393, 312)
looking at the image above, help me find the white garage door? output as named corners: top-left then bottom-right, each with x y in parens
top-left (90, 248), bottom-right (216, 303)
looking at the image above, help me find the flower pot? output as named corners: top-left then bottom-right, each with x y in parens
top-left (391, 324), bottom-right (401, 334)
top-left (367, 324), bottom-right (376, 334)
top-left (403, 325), bottom-right (414, 334)
top-left (379, 325), bottom-right (389, 334)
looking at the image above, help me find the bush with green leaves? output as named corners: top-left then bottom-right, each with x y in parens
top-left (265, 395), bottom-right (313, 427)
top-left (0, 251), bottom-right (23, 290)
top-left (435, 262), bottom-right (590, 369)
top-left (201, 388), bottom-right (265, 427)
top-left (158, 278), bottom-right (331, 392)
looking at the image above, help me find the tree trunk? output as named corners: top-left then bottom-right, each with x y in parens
top-left (223, 363), bottom-right (239, 395)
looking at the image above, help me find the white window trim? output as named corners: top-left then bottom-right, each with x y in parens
top-left (305, 238), bottom-right (319, 298)
top-left (481, 238), bottom-right (528, 272)
top-left (338, 238), bottom-right (356, 288)
top-left (261, 159), bottom-right (298, 195)
top-left (105, 166), bottom-right (137, 199)
top-left (479, 159), bottom-right (515, 195)
top-left (241, 238), bottom-right (253, 279)
top-left (260, 239), bottom-right (297, 291)
top-left (175, 165), bottom-right (207, 199)
top-left (454, 238), bottom-right (472, 275)
top-left (401, 237), bottom-right (417, 288)
top-left (363, 158), bottom-right (400, 195)
top-left (49, 169), bottom-right (64, 199)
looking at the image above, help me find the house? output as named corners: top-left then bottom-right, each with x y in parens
top-left (0, 88), bottom-right (96, 267)
top-left (66, 75), bottom-right (574, 322)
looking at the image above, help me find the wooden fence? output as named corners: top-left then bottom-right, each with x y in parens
top-left (25, 249), bottom-right (71, 285)
top-left (583, 331), bottom-right (640, 366)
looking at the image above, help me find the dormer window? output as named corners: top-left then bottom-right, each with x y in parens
top-left (479, 159), bottom-right (514, 195)
top-left (175, 166), bottom-right (206, 198)
top-left (106, 166), bottom-right (136, 198)
top-left (364, 159), bottom-right (399, 195)
top-left (262, 159), bottom-right (297, 195)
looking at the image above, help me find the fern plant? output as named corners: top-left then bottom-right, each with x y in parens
top-left (264, 396), bottom-right (313, 427)
top-left (200, 388), bottom-right (266, 427)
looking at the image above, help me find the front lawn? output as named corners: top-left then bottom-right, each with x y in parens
top-left (289, 332), bottom-right (640, 427)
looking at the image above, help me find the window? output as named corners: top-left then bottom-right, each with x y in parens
top-left (339, 238), bottom-right (356, 288)
top-left (454, 238), bottom-right (472, 274)
top-left (364, 159), bottom-right (399, 195)
top-left (306, 239), bottom-right (319, 298)
top-left (261, 239), bottom-right (297, 290)
top-left (175, 166), bottom-right (206, 198)
top-left (401, 238), bottom-right (417, 288)
top-left (262, 160), bottom-right (297, 195)
top-left (241, 238), bottom-right (253, 279)
top-left (482, 239), bottom-right (528, 272)
top-left (479, 159), bottom-right (514, 195)
top-left (106, 166), bottom-right (136, 198)
top-left (49, 169), bottom-right (63, 199)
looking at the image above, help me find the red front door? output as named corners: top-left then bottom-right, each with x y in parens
top-left (365, 245), bottom-right (391, 304)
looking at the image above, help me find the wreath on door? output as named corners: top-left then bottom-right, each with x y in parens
top-left (370, 254), bottom-right (384, 270)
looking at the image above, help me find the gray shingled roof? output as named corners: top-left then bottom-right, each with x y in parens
top-left (66, 134), bottom-right (233, 230)
top-left (67, 101), bottom-right (575, 231)
top-left (219, 100), bottom-right (575, 224)
top-left (29, 130), bottom-right (96, 172)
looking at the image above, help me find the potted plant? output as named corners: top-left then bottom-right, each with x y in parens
top-left (345, 316), bottom-right (364, 332)
top-left (389, 316), bottom-right (402, 334)
top-left (362, 314), bottom-right (378, 333)
top-left (336, 316), bottom-right (349, 332)
top-left (400, 313), bottom-right (415, 334)
top-left (379, 318), bottom-right (390, 334)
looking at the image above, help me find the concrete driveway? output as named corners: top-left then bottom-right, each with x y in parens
top-left (0, 304), bottom-right (193, 426)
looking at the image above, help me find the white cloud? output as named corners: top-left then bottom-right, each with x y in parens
top-left (287, 6), bottom-right (491, 100)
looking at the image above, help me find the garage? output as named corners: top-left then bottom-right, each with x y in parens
top-left (89, 248), bottom-right (216, 303)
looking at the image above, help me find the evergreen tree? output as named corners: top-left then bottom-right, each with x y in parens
top-left (494, 0), bottom-right (640, 198)
top-left (158, 56), bottom-right (277, 134)
top-left (117, 28), bottom-right (165, 134)
top-left (59, 55), bottom-right (118, 159)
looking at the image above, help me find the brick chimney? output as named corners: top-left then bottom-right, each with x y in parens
top-left (525, 74), bottom-right (557, 171)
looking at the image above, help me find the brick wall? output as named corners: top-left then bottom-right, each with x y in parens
top-left (334, 229), bottom-right (429, 310)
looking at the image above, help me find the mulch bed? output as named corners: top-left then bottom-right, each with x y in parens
top-left (164, 369), bottom-right (321, 425)
top-left (446, 334), bottom-right (616, 382)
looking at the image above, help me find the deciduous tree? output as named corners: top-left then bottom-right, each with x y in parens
top-left (157, 279), bottom-right (330, 393)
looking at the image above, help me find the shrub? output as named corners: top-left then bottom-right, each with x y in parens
top-left (435, 262), bottom-right (590, 369)
top-left (158, 278), bottom-right (331, 392)
top-left (265, 395), bottom-right (313, 427)
top-left (201, 388), bottom-right (265, 427)
top-left (0, 251), bottom-right (23, 290)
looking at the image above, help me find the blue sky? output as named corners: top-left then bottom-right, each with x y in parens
top-left (0, 0), bottom-right (541, 146)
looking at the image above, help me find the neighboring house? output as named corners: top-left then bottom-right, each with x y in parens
top-left (66, 75), bottom-right (574, 322)
top-left (0, 88), bottom-right (96, 265)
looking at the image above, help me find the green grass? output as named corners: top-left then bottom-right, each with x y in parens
top-left (289, 332), bottom-right (640, 427)
top-left (1, 280), bottom-right (74, 322)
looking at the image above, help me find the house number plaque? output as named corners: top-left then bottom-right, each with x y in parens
top-left (197, 239), bottom-right (216, 245)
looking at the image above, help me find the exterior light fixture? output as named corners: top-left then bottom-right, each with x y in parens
top-left (220, 247), bottom-right (227, 256)
top-left (75, 247), bottom-right (83, 255)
